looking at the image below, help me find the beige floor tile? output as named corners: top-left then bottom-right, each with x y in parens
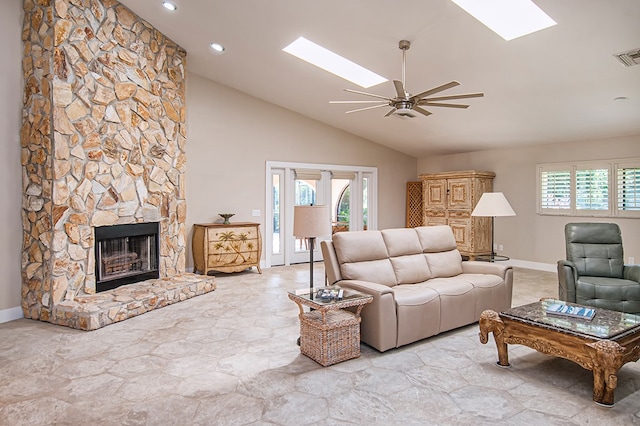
top-left (0, 265), bottom-right (639, 425)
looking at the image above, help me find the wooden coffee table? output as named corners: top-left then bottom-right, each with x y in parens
top-left (479, 299), bottom-right (640, 406)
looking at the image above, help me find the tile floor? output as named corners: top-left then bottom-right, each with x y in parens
top-left (1, 265), bottom-right (639, 425)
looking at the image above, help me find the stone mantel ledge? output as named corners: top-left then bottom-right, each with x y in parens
top-left (50, 274), bottom-right (216, 331)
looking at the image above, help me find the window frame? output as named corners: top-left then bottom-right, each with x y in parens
top-left (537, 158), bottom-right (640, 218)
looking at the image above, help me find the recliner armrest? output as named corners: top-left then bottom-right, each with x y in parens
top-left (624, 264), bottom-right (640, 283)
top-left (558, 260), bottom-right (578, 302)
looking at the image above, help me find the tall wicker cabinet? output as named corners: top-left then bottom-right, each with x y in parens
top-left (419, 170), bottom-right (495, 260)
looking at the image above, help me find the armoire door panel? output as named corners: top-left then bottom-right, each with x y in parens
top-left (447, 179), bottom-right (472, 210)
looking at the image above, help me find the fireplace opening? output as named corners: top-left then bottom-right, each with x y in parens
top-left (95, 222), bottom-right (160, 292)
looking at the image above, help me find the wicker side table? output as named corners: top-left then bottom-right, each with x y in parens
top-left (288, 289), bottom-right (373, 367)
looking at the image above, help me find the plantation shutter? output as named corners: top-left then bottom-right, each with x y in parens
top-left (540, 169), bottom-right (571, 211)
top-left (576, 168), bottom-right (608, 211)
top-left (617, 167), bottom-right (640, 211)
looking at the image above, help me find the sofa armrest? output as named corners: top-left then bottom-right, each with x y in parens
top-left (624, 264), bottom-right (640, 283)
top-left (461, 261), bottom-right (510, 278)
top-left (321, 240), bottom-right (342, 285)
top-left (558, 260), bottom-right (578, 302)
top-left (337, 279), bottom-right (398, 352)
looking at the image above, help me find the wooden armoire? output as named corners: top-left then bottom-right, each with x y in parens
top-left (418, 170), bottom-right (495, 260)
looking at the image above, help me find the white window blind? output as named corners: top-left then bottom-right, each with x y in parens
top-left (331, 171), bottom-right (356, 180)
top-left (575, 168), bottom-right (608, 211)
top-left (294, 169), bottom-right (322, 180)
top-left (540, 170), bottom-right (570, 210)
top-left (617, 166), bottom-right (640, 212)
top-left (538, 158), bottom-right (640, 218)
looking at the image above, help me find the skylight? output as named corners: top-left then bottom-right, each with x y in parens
top-left (451, 0), bottom-right (557, 41)
top-left (282, 37), bottom-right (387, 89)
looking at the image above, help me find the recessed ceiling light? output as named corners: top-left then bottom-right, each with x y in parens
top-left (210, 42), bottom-right (225, 54)
top-left (614, 96), bottom-right (629, 102)
top-left (451, 0), bottom-right (556, 41)
top-left (162, 2), bottom-right (177, 11)
top-left (282, 37), bottom-right (387, 89)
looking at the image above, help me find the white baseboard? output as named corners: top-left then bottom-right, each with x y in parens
top-left (0, 306), bottom-right (23, 324)
top-left (505, 259), bottom-right (556, 273)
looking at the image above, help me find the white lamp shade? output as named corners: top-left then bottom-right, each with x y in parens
top-left (293, 205), bottom-right (331, 238)
top-left (471, 192), bottom-right (516, 217)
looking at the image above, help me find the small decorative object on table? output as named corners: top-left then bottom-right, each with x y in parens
top-left (218, 213), bottom-right (234, 224)
top-left (546, 302), bottom-right (596, 320)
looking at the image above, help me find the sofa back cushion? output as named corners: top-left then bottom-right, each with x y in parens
top-left (382, 228), bottom-right (432, 284)
top-left (333, 231), bottom-right (397, 286)
top-left (415, 226), bottom-right (463, 278)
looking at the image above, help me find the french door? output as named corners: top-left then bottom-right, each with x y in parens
top-left (266, 161), bottom-right (377, 267)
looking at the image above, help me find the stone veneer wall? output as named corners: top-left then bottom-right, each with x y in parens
top-left (21, 0), bottom-right (187, 323)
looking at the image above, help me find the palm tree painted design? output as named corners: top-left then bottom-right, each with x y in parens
top-left (215, 231), bottom-right (251, 264)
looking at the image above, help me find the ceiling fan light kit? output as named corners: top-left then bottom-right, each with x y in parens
top-left (331, 40), bottom-right (484, 118)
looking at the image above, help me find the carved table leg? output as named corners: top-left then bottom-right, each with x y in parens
top-left (587, 340), bottom-right (624, 406)
top-left (479, 310), bottom-right (510, 367)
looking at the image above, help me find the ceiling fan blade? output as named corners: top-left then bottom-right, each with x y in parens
top-left (344, 88), bottom-right (393, 101)
top-left (424, 93), bottom-right (484, 102)
top-left (330, 100), bottom-right (388, 104)
top-left (411, 81), bottom-right (460, 100)
top-left (412, 106), bottom-right (432, 117)
top-left (345, 104), bottom-right (391, 114)
top-left (420, 102), bottom-right (469, 109)
top-left (384, 108), bottom-right (396, 117)
top-left (393, 80), bottom-right (406, 99)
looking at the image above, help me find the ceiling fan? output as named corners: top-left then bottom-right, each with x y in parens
top-left (330, 40), bottom-right (484, 118)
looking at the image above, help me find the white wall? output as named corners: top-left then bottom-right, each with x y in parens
top-left (0, 4), bottom-right (416, 319)
top-left (0, 0), bottom-right (23, 317)
top-left (418, 135), bottom-right (640, 265)
top-left (185, 73), bottom-right (417, 269)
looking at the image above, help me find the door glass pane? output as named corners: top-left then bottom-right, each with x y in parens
top-left (331, 179), bottom-right (350, 234)
top-left (272, 174), bottom-right (281, 255)
top-left (294, 179), bottom-right (317, 253)
top-left (363, 176), bottom-right (369, 230)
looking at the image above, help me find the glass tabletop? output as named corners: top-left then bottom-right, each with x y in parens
top-left (501, 299), bottom-right (640, 340)
top-left (288, 286), bottom-right (371, 306)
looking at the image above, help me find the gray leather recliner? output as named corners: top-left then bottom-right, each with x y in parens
top-left (558, 222), bottom-right (640, 313)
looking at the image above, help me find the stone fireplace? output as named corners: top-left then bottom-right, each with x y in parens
top-left (20, 0), bottom-right (215, 330)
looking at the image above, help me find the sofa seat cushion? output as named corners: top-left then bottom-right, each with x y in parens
top-left (576, 276), bottom-right (640, 306)
top-left (392, 284), bottom-right (441, 347)
top-left (422, 278), bottom-right (475, 332)
top-left (457, 273), bottom-right (508, 316)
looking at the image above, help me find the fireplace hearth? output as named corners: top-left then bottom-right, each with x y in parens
top-left (95, 223), bottom-right (160, 292)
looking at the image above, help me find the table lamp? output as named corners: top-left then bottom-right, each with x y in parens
top-left (471, 192), bottom-right (515, 261)
top-left (293, 205), bottom-right (331, 297)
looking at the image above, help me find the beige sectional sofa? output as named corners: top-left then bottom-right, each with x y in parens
top-left (321, 225), bottom-right (513, 352)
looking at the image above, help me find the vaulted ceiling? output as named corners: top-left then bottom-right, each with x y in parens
top-left (119, 0), bottom-right (640, 157)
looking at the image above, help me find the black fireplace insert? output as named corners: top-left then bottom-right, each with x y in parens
top-left (94, 222), bottom-right (160, 292)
